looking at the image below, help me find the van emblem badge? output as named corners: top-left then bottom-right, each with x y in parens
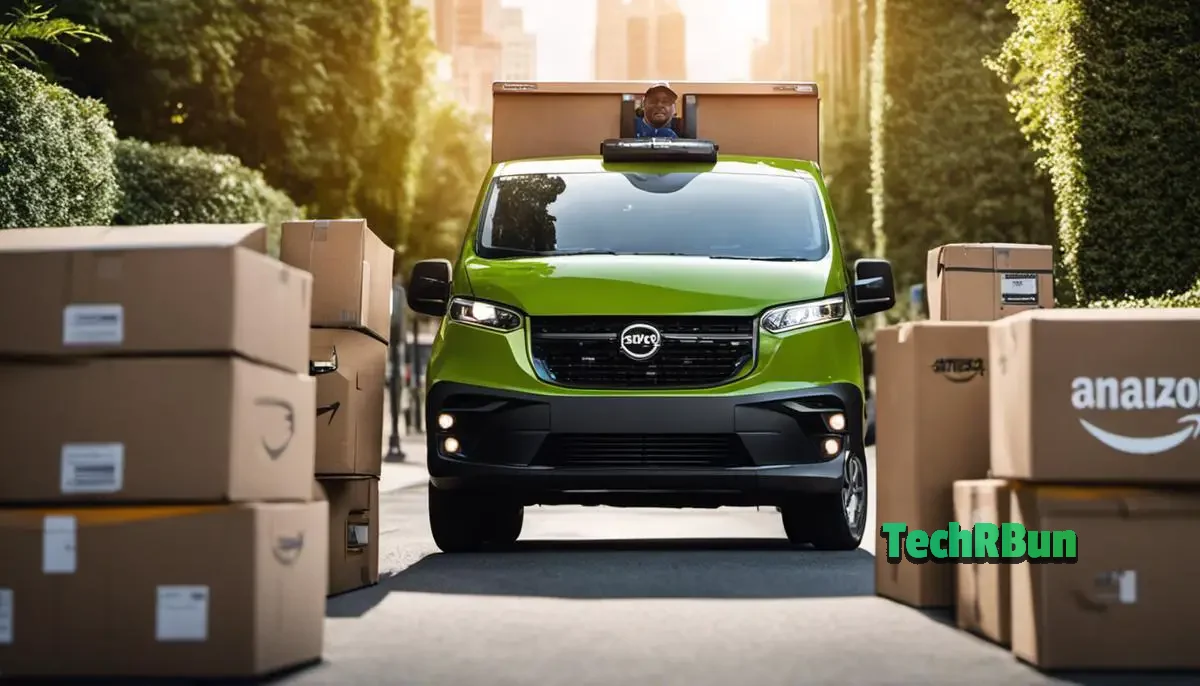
top-left (619, 323), bottom-right (661, 360)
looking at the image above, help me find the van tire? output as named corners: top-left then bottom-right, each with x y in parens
top-left (488, 506), bottom-right (524, 547)
top-left (780, 452), bottom-right (868, 551)
top-left (428, 483), bottom-right (523, 553)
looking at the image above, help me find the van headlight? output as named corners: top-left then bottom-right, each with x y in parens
top-left (448, 297), bottom-right (522, 332)
top-left (760, 295), bottom-right (846, 334)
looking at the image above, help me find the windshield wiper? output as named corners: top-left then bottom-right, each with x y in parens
top-left (708, 255), bottom-right (812, 262)
top-left (485, 247), bottom-right (618, 257)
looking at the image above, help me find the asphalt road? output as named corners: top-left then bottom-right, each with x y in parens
top-left (284, 445), bottom-right (1200, 686)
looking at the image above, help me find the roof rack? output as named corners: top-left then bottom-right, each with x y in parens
top-left (600, 138), bottom-right (719, 164)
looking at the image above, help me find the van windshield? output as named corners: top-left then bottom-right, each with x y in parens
top-left (475, 171), bottom-right (830, 261)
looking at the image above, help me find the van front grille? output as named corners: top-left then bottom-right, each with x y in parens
top-left (529, 316), bottom-right (755, 389)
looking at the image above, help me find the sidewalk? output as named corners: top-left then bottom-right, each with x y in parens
top-left (378, 400), bottom-right (428, 493)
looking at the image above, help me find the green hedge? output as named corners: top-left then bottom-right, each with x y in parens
top-left (114, 139), bottom-right (301, 251)
top-left (0, 61), bottom-right (119, 228)
top-left (1088, 278), bottom-right (1200, 309)
top-left (868, 0), bottom-right (1054, 291)
top-left (992, 1), bottom-right (1200, 305)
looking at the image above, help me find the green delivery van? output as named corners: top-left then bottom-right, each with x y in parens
top-left (406, 81), bottom-right (897, 553)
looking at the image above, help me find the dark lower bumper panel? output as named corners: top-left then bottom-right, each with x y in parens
top-left (424, 381), bottom-right (865, 507)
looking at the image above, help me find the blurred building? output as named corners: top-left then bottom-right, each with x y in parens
top-left (498, 7), bottom-right (536, 81)
top-left (430, 0), bottom-right (537, 117)
top-left (594, 0), bottom-right (686, 81)
top-left (750, 0), bottom-right (820, 81)
top-left (412, 0), bottom-right (456, 91)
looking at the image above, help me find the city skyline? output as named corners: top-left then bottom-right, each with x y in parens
top-left (424, 0), bottom-right (814, 114)
top-left (503, 0), bottom-right (773, 81)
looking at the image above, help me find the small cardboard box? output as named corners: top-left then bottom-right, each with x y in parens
top-left (281, 219), bottom-right (394, 343)
top-left (0, 224), bottom-right (311, 373)
top-left (874, 322), bottom-right (991, 608)
top-left (926, 243), bottom-right (1053, 321)
top-left (990, 308), bottom-right (1200, 483)
top-left (1010, 485), bottom-right (1200, 670)
top-left (0, 357), bottom-right (316, 504)
top-left (953, 479), bottom-right (1012, 646)
top-left (318, 476), bottom-right (380, 596)
top-left (0, 501), bottom-right (328, 679)
top-left (310, 328), bottom-right (387, 476)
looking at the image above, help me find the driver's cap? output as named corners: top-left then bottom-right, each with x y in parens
top-left (644, 81), bottom-right (678, 101)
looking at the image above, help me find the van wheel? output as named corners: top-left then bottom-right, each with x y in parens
top-left (780, 452), bottom-right (868, 551)
top-left (428, 483), bottom-right (523, 553)
top-left (488, 506), bottom-right (524, 547)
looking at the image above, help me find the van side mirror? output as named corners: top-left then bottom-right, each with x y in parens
top-left (407, 259), bottom-right (453, 317)
top-left (851, 259), bottom-right (896, 317)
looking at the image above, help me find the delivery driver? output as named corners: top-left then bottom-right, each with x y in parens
top-left (635, 82), bottom-right (678, 138)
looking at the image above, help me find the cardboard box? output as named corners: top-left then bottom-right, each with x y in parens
top-left (953, 479), bottom-right (1011, 646)
top-left (991, 308), bottom-right (1200, 483)
top-left (0, 501), bottom-right (327, 679)
top-left (874, 322), bottom-right (991, 607)
top-left (0, 357), bottom-right (316, 504)
top-left (318, 476), bottom-right (380, 596)
top-left (1010, 485), bottom-right (1200, 670)
top-left (0, 224), bottom-right (311, 373)
top-left (926, 243), bottom-right (1053, 321)
top-left (310, 328), bottom-right (386, 476)
top-left (281, 219), bottom-right (393, 343)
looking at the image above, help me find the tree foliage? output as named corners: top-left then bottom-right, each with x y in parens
top-left (45, 0), bottom-right (438, 258)
top-left (114, 138), bottom-right (299, 251)
top-left (401, 100), bottom-right (491, 275)
top-left (0, 0), bottom-right (108, 71)
top-left (816, 0), bottom-right (874, 265)
top-left (869, 0), bottom-right (1053, 292)
top-left (990, 0), bottom-right (1200, 306)
top-left (0, 60), bottom-right (119, 228)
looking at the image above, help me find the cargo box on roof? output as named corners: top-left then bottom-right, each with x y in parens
top-left (490, 80), bottom-right (820, 164)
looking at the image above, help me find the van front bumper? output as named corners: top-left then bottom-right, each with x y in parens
top-left (424, 381), bottom-right (864, 507)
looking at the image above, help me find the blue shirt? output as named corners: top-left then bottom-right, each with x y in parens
top-left (635, 118), bottom-right (677, 138)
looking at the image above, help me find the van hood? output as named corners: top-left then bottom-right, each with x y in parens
top-left (462, 255), bottom-right (838, 316)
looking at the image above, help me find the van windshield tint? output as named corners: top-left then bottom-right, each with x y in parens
top-left (475, 171), bottom-right (830, 261)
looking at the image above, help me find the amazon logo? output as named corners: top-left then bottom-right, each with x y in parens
top-left (931, 358), bottom-right (985, 383)
top-left (317, 401), bottom-right (341, 424)
top-left (254, 397), bottom-right (295, 460)
top-left (1072, 376), bottom-right (1200, 455)
top-left (273, 532), bottom-right (305, 565)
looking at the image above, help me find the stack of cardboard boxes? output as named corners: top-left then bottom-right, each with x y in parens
top-left (876, 241), bottom-right (1200, 670)
top-left (0, 224), bottom-right (327, 680)
top-left (281, 219), bottom-right (393, 597)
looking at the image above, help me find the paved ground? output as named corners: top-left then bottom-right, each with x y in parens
top-left (280, 439), bottom-right (1200, 686)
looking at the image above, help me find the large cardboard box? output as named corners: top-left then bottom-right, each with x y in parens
top-left (1010, 485), bottom-right (1200, 670)
top-left (0, 224), bottom-right (311, 373)
top-left (991, 308), bottom-right (1200, 483)
top-left (310, 328), bottom-right (386, 476)
top-left (281, 219), bottom-right (393, 343)
top-left (318, 476), bottom-right (380, 596)
top-left (953, 479), bottom-right (1011, 646)
top-left (0, 501), bottom-right (327, 679)
top-left (874, 322), bottom-right (991, 607)
top-left (0, 357), bottom-right (316, 504)
top-left (926, 243), bottom-right (1053, 321)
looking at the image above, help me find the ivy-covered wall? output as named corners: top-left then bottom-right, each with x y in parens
top-left (869, 0), bottom-right (1054, 294)
top-left (992, 0), bottom-right (1200, 307)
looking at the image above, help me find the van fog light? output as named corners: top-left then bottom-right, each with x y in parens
top-left (828, 412), bottom-right (846, 432)
top-left (822, 438), bottom-right (841, 457)
top-left (443, 437), bottom-right (461, 454)
top-left (437, 413), bottom-right (455, 430)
